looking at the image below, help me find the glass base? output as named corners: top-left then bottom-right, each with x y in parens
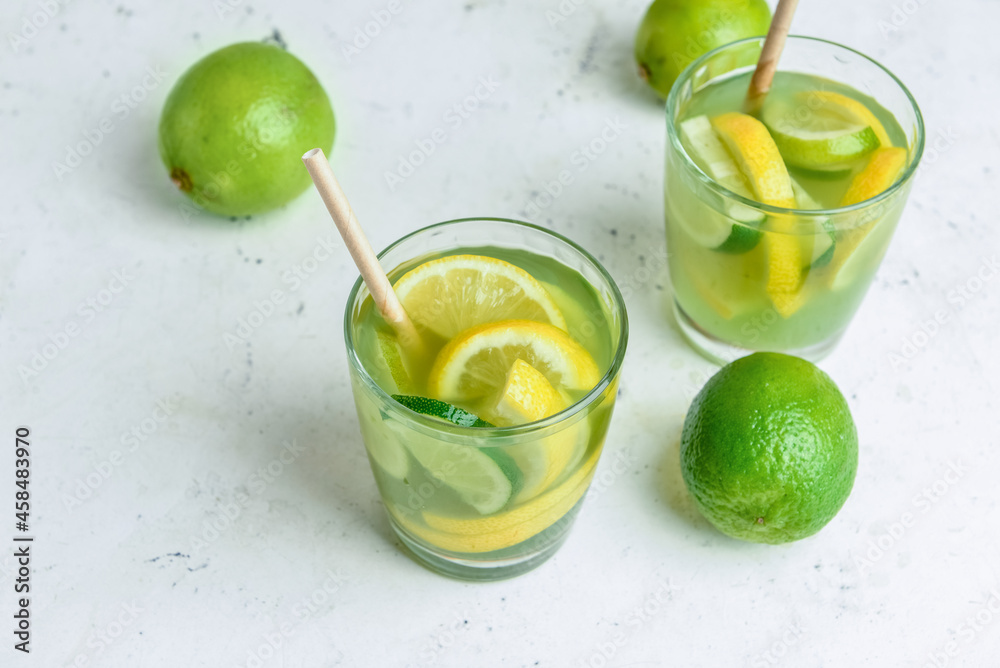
top-left (386, 498), bottom-right (584, 582)
top-left (672, 298), bottom-right (844, 365)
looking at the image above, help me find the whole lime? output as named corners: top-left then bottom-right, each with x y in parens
top-left (635, 0), bottom-right (771, 98)
top-left (680, 353), bottom-right (858, 544)
top-left (158, 41), bottom-right (336, 217)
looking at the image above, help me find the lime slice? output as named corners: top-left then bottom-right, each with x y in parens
top-left (829, 225), bottom-right (884, 292)
top-left (506, 418), bottom-right (587, 504)
top-left (428, 320), bottom-right (600, 404)
top-left (404, 437), bottom-right (522, 515)
top-left (366, 436), bottom-right (410, 479)
top-left (678, 115), bottom-right (763, 254)
top-left (809, 229), bottom-right (836, 270)
top-left (387, 395), bottom-right (520, 514)
top-left (789, 177), bottom-right (822, 210)
top-left (357, 391), bottom-right (410, 480)
top-left (790, 178), bottom-right (836, 270)
top-left (391, 394), bottom-right (494, 428)
top-left (393, 254), bottom-right (566, 340)
top-left (360, 409), bottom-right (410, 479)
top-left (762, 92), bottom-right (881, 172)
top-left (710, 112), bottom-right (803, 317)
top-left (388, 445), bottom-right (601, 553)
top-left (376, 330), bottom-right (415, 394)
top-left (811, 91), bottom-right (892, 148)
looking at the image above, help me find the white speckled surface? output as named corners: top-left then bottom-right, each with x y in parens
top-left (2, 0), bottom-right (999, 666)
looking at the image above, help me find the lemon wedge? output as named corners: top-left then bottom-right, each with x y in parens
top-left (678, 115), bottom-right (763, 253)
top-left (493, 358), bottom-right (565, 425)
top-left (710, 112), bottom-right (802, 317)
top-left (840, 146), bottom-right (908, 207)
top-left (491, 359), bottom-right (587, 503)
top-left (710, 112), bottom-right (797, 208)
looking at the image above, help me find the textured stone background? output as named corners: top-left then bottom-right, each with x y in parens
top-left (1, 0), bottom-right (997, 665)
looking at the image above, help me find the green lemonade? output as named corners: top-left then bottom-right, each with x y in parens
top-left (666, 70), bottom-right (915, 353)
top-left (349, 245), bottom-right (620, 562)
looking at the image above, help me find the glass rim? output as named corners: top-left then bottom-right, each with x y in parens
top-left (665, 34), bottom-right (926, 219)
top-left (343, 217), bottom-right (630, 442)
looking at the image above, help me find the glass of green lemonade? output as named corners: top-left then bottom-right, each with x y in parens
top-left (345, 218), bottom-right (628, 581)
top-left (665, 36), bottom-right (925, 363)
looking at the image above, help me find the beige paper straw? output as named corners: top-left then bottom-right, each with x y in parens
top-left (744, 0), bottom-right (800, 115)
top-left (301, 148), bottom-right (424, 356)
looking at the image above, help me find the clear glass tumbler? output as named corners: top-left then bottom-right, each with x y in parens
top-left (665, 36), bottom-right (925, 363)
top-left (344, 218), bottom-right (628, 580)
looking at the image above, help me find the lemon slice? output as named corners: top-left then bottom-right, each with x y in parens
top-left (710, 112), bottom-right (802, 317)
top-left (762, 91), bottom-right (883, 171)
top-left (824, 146), bottom-right (909, 289)
top-left (428, 320), bottom-right (601, 403)
top-left (491, 359), bottom-right (587, 503)
top-left (392, 255), bottom-right (567, 340)
top-left (358, 405), bottom-right (410, 479)
top-left (388, 445), bottom-right (601, 554)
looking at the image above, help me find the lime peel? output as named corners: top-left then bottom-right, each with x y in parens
top-left (390, 395), bottom-right (494, 428)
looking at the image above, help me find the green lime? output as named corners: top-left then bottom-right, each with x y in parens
top-left (635, 0), bottom-right (771, 99)
top-left (158, 41), bottom-right (336, 217)
top-left (762, 93), bottom-right (880, 172)
top-left (678, 115), bottom-right (763, 253)
top-left (680, 353), bottom-right (858, 544)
